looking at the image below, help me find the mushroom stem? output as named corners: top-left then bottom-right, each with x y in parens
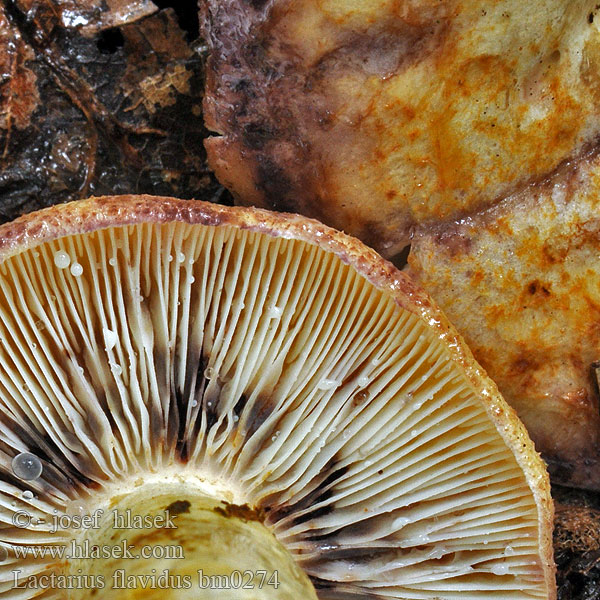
top-left (62, 477), bottom-right (318, 599)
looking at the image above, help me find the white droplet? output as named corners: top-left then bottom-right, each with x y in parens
top-left (491, 563), bottom-right (509, 576)
top-left (188, 257), bottom-right (195, 265)
top-left (268, 305), bottom-right (283, 319)
top-left (357, 375), bottom-right (370, 387)
top-left (318, 379), bottom-right (339, 390)
top-left (191, 400), bottom-right (198, 408)
top-left (70, 262), bottom-right (83, 277)
top-left (54, 251), bottom-right (70, 269)
top-left (411, 429), bottom-right (418, 437)
top-left (65, 499), bottom-right (88, 518)
top-left (22, 491), bottom-right (34, 500)
top-left (12, 453), bottom-right (43, 480)
top-left (233, 414), bottom-right (239, 422)
top-left (103, 328), bottom-right (118, 350)
top-left (415, 532), bottom-right (430, 544)
top-left (108, 257), bottom-right (117, 267)
top-left (207, 401), bottom-right (212, 408)
top-left (204, 367), bottom-right (215, 380)
top-left (110, 363), bottom-right (122, 376)
top-left (371, 357), bottom-right (381, 366)
top-left (189, 276), bottom-right (195, 283)
top-left (504, 545), bottom-right (515, 556)
top-left (177, 252), bottom-right (186, 263)
top-left (168, 254), bottom-right (173, 262)
top-left (427, 546), bottom-right (446, 560)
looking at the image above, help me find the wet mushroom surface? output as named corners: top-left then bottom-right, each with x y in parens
top-left (407, 152), bottom-right (600, 492)
top-left (0, 196), bottom-right (554, 598)
top-left (202, 0), bottom-right (600, 257)
top-left (200, 0), bottom-right (600, 503)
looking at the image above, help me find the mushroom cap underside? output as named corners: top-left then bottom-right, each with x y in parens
top-left (0, 196), bottom-right (555, 599)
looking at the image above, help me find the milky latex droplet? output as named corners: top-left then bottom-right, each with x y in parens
top-left (12, 453), bottom-right (43, 481)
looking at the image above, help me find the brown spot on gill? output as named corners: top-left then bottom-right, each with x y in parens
top-left (150, 401), bottom-right (164, 445)
top-left (174, 355), bottom-right (207, 462)
top-left (0, 413), bottom-right (98, 490)
top-left (310, 576), bottom-right (384, 598)
top-left (203, 377), bottom-right (221, 433)
top-left (172, 385), bottom-right (187, 458)
top-left (310, 546), bottom-right (398, 563)
top-left (263, 462), bottom-right (348, 527)
top-left (243, 393), bottom-right (276, 438)
top-left (232, 393), bottom-right (248, 419)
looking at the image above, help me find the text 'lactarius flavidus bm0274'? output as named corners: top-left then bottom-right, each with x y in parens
top-left (0, 196), bottom-right (554, 599)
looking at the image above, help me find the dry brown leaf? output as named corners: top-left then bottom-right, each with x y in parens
top-left (0, 7), bottom-right (39, 140)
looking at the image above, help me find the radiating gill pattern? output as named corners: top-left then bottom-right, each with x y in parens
top-left (0, 222), bottom-right (546, 598)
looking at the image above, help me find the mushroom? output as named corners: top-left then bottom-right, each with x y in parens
top-left (201, 0), bottom-right (600, 257)
top-left (407, 151), bottom-right (600, 491)
top-left (0, 196), bottom-right (554, 598)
